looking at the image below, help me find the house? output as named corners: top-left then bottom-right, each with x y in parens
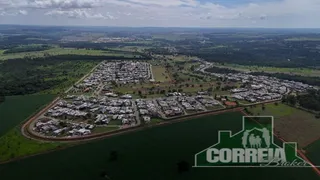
top-left (142, 116), bottom-right (151, 123)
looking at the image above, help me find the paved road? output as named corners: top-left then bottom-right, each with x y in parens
top-left (22, 105), bottom-right (243, 143)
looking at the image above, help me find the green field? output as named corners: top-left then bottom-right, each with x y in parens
top-left (0, 128), bottom-right (62, 162)
top-left (250, 103), bottom-right (294, 118)
top-left (0, 94), bottom-right (56, 136)
top-left (250, 103), bottom-right (320, 148)
top-left (215, 63), bottom-right (320, 77)
top-left (0, 94), bottom-right (61, 161)
top-left (0, 48), bottom-right (137, 60)
top-left (152, 66), bottom-right (171, 82)
top-left (0, 112), bottom-right (318, 180)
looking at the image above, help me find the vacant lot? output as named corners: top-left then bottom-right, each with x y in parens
top-left (0, 94), bottom-right (56, 136)
top-left (0, 112), bottom-right (318, 180)
top-left (152, 66), bottom-right (171, 82)
top-left (250, 103), bottom-right (320, 148)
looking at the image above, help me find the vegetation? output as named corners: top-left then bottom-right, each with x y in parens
top-left (0, 54), bottom-right (148, 96)
top-left (297, 89), bottom-right (320, 111)
top-left (0, 94), bottom-right (59, 162)
top-left (3, 44), bottom-right (51, 54)
top-left (0, 47), bottom-right (144, 61)
top-left (0, 112), bottom-right (317, 180)
top-left (0, 128), bottom-right (61, 162)
top-left (214, 63), bottom-right (320, 77)
top-left (249, 103), bottom-right (320, 148)
top-left (0, 94), bottom-right (55, 136)
top-left (152, 66), bottom-right (171, 82)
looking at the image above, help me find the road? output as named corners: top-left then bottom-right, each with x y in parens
top-left (22, 105), bottom-right (243, 143)
top-left (65, 62), bottom-right (103, 94)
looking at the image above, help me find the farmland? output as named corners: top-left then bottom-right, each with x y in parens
top-left (0, 94), bottom-right (56, 136)
top-left (249, 103), bottom-right (320, 148)
top-left (0, 112), bottom-right (318, 180)
top-left (0, 94), bottom-right (60, 162)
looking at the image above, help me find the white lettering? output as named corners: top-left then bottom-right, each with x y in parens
top-left (206, 148), bottom-right (219, 163)
top-left (232, 149), bottom-right (245, 163)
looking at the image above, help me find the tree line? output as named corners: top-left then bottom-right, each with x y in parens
top-left (0, 55), bottom-right (147, 96)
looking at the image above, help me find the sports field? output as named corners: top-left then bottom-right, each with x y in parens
top-left (0, 112), bottom-right (318, 180)
top-left (250, 103), bottom-right (320, 148)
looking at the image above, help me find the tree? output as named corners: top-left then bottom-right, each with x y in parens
top-left (177, 160), bottom-right (190, 173)
top-left (287, 95), bottom-right (297, 106)
top-left (0, 96), bottom-right (5, 103)
top-left (109, 151), bottom-right (119, 162)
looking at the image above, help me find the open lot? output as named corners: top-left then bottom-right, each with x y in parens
top-left (0, 112), bottom-right (318, 180)
top-left (250, 103), bottom-right (320, 148)
top-left (152, 66), bottom-right (171, 82)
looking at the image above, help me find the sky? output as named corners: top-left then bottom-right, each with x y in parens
top-left (0, 0), bottom-right (320, 28)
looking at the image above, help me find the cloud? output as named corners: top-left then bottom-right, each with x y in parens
top-left (0, 9), bottom-right (28, 16)
top-left (1, 0), bottom-right (320, 27)
top-left (19, 10), bottom-right (28, 15)
top-left (45, 9), bottom-right (115, 19)
top-left (27, 0), bottom-right (102, 9)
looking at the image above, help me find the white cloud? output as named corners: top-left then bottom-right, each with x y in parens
top-left (0, 0), bottom-right (320, 27)
top-left (19, 10), bottom-right (28, 15)
top-left (45, 9), bottom-right (115, 19)
top-left (27, 0), bottom-right (102, 9)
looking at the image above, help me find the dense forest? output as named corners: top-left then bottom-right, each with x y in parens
top-left (205, 66), bottom-right (320, 86)
top-left (0, 55), bottom-right (147, 96)
top-left (297, 89), bottom-right (320, 111)
top-left (250, 72), bottom-right (320, 86)
top-left (283, 90), bottom-right (320, 112)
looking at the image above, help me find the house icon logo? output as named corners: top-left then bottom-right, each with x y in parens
top-left (194, 116), bottom-right (311, 167)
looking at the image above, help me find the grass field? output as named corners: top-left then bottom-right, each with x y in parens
top-left (0, 94), bottom-right (56, 136)
top-left (0, 48), bottom-right (137, 60)
top-left (0, 112), bottom-right (318, 180)
top-left (0, 94), bottom-right (60, 162)
top-left (250, 103), bottom-right (320, 148)
top-left (0, 128), bottom-right (62, 162)
top-left (152, 66), bottom-right (171, 82)
top-left (215, 63), bottom-right (320, 77)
